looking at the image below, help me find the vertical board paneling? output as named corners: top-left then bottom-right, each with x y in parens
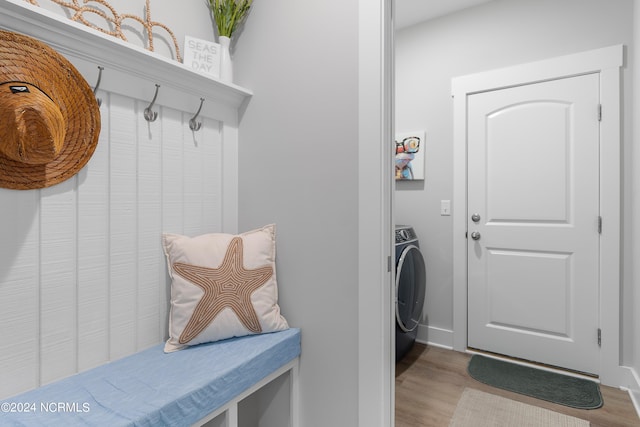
top-left (160, 108), bottom-right (185, 340)
top-left (201, 118), bottom-right (223, 232)
top-left (109, 94), bottom-right (138, 359)
top-left (137, 106), bottom-right (163, 349)
top-left (0, 191), bottom-right (39, 396)
top-left (39, 179), bottom-right (78, 384)
top-left (221, 124), bottom-right (239, 233)
top-left (161, 108), bottom-right (185, 236)
top-left (77, 99), bottom-right (111, 372)
top-left (0, 88), bottom-right (232, 399)
top-left (182, 109), bottom-right (205, 236)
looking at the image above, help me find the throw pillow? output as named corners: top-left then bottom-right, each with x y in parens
top-left (162, 224), bottom-right (288, 352)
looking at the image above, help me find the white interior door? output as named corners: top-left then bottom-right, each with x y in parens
top-left (467, 73), bottom-right (601, 375)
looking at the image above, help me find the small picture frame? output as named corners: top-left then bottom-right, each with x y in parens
top-left (395, 131), bottom-right (426, 181)
top-left (183, 35), bottom-right (221, 79)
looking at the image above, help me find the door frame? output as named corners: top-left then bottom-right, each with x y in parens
top-left (451, 45), bottom-right (625, 386)
top-left (358, 1), bottom-right (395, 426)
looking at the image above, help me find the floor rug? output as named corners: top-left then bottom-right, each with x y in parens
top-left (449, 388), bottom-right (590, 427)
top-left (467, 354), bottom-right (603, 409)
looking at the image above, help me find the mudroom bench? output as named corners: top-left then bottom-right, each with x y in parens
top-left (0, 328), bottom-right (301, 427)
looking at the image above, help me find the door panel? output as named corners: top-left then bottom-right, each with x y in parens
top-left (487, 102), bottom-right (570, 222)
top-left (467, 73), bottom-right (600, 375)
top-left (486, 249), bottom-right (571, 337)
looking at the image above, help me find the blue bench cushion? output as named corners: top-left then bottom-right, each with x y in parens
top-left (1, 328), bottom-right (300, 426)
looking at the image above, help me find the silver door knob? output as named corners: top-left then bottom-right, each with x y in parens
top-left (471, 231), bottom-right (481, 241)
top-left (471, 213), bottom-right (481, 223)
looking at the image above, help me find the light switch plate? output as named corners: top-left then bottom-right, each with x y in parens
top-left (441, 200), bottom-right (451, 216)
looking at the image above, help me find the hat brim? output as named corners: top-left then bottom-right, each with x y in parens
top-left (0, 30), bottom-right (101, 190)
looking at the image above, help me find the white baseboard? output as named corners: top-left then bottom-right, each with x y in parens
top-left (627, 367), bottom-right (640, 420)
top-left (415, 324), bottom-right (453, 350)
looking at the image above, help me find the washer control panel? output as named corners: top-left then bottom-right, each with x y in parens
top-left (395, 226), bottom-right (417, 244)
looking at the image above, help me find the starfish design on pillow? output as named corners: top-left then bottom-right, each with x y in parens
top-left (172, 236), bottom-right (273, 344)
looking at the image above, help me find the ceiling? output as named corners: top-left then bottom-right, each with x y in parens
top-left (395, 0), bottom-right (494, 29)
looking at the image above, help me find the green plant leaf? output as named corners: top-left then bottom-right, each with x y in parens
top-left (208, 0), bottom-right (253, 38)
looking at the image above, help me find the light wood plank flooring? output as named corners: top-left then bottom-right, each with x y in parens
top-left (395, 343), bottom-right (640, 427)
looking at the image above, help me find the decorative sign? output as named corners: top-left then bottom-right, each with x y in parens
top-left (184, 35), bottom-right (221, 78)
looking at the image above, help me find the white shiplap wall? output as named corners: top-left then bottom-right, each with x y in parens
top-left (0, 90), bottom-right (225, 398)
top-left (0, 0), bottom-right (250, 399)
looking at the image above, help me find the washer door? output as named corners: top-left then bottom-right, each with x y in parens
top-left (396, 244), bottom-right (426, 332)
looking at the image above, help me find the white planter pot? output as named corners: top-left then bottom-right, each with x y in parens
top-left (219, 35), bottom-right (233, 83)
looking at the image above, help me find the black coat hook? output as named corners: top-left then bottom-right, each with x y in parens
top-left (189, 98), bottom-right (205, 131)
top-left (93, 66), bottom-right (104, 107)
top-left (144, 84), bottom-right (160, 122)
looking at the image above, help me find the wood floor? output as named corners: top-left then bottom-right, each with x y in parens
top-left (395, 343), bottom-right (640, 427)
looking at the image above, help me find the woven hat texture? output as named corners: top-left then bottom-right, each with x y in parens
top-left (0, 30), bottom-right (100, 190)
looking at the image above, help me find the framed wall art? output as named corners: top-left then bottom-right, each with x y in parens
top-left (395, 131), bottom-right (425, 181)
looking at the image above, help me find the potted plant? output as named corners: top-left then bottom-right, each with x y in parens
top-left (208, 0), bottom-right (253, 38)
top-left (207, 0), bottom-right (253, 82)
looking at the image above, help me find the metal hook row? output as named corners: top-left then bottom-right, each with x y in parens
top-left (92, 66), bottom-right (206, 131)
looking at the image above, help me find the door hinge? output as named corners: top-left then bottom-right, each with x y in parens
top-left (387, 255), bottom-right (392, 272)
top-left (598, 104), bottom-right (602, 121)
top-left (598, 328), bottom-right (602, 347)
top-left (598, 216), bottom-right (602, 234)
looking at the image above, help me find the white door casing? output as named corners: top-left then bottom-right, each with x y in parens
top-left (358, 1), bottom-right (395, 426)
top-left (466, 74), bottom-right (600, 375)
top-left (452, 45), bottom-right (626, 386)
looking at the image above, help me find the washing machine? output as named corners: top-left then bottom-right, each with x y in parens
top-left (395, 225), bottom-right (426, 362)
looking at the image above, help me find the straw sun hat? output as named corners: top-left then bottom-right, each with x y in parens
top-left (0, 30), bottom-right (100, 190)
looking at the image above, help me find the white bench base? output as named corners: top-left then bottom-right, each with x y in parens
top-left (196, 358), bottom-right (299, 427)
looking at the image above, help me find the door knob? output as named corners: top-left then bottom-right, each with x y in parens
top-left (471, 213), bottom-right (481, 223)
top-left (471, 231), bottom-right (481, 241)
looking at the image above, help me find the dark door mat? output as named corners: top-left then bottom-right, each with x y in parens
top-left (467, 354), bottom-right (603, 409)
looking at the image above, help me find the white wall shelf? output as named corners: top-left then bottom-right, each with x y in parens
top-left (0, 0), bottom-right (252, 124)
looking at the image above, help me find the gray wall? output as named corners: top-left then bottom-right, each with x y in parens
top-left (233, 2), bottom-right (361, 426)
top-left (395, 0), bottom-right (635, 362)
